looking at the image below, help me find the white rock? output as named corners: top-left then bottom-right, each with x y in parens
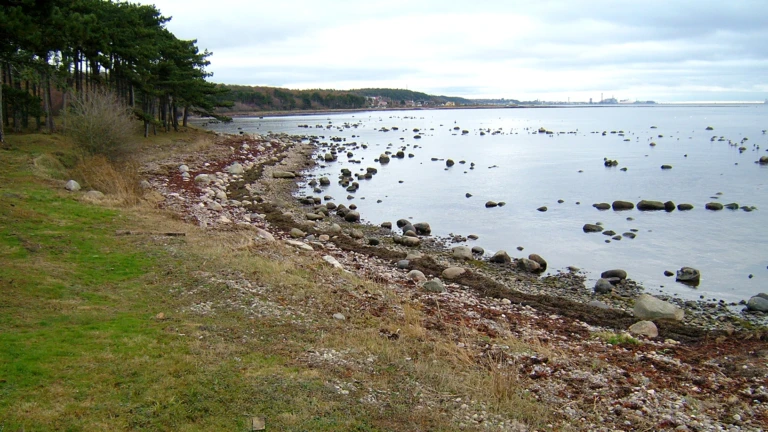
top-left (285, 240), bottom-right (313, 251)
top-left (194, 174), bottom-right (211, 185)
top-left (323, 255), bottom-right (344, 270)
top-left (207, 201), bottom-right (223, 211)
top-left (179, 164), bottom-right (189, 173)
top-left (254, 228), bottom-right (275, 242)
top-left (65, 180), bottom-right (81, 191)
top-left (226, 162), bottom-right (244, 175)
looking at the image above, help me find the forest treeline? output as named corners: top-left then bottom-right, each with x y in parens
top-left (0, 0), bottom-right (228, 142)
top-left (214, 85), bottom-right (474, 112)
top-left (216, 85), bottom-right (367, 112)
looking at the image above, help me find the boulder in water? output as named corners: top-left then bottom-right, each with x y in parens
top-left (675, 267), bottom-right (700, 286)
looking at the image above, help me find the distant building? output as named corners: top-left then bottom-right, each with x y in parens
top-left (444, 101), bottom-right (456, 107)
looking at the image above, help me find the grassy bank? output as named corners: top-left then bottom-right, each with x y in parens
top-left (0, 132), bottom-right (553, 431)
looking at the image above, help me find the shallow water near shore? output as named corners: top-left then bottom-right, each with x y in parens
top-left (194, 105), bottom-right (768, 303)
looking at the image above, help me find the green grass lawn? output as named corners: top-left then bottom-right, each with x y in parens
top-left (0, 135), bottom-right (346, 431)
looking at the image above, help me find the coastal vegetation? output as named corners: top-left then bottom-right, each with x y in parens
top-left (0, 0), bottom-right (229, 143)
top-left (213, 85), bottom-right (474, 113)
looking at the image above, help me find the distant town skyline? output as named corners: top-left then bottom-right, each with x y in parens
top-left (138, 0), bottom-right (768, 102)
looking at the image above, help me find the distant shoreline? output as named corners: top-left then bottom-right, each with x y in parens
top-left (211, 102), bottom-right (764, 120)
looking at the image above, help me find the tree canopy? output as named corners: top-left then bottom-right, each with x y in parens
top-left (0, 0), bottom-right (229, 141)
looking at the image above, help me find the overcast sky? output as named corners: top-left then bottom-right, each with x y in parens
top-left (138, 0), bottom-right (768, 102)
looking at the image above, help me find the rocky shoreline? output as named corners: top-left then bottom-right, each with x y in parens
top-left (142, 131), bottom-right (767, 431)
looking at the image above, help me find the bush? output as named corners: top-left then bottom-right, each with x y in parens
top-left (64, 89), bottom-right (138, 160)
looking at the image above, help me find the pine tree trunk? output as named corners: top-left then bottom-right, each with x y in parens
top-left (182, 106), bottom-right (189, 127)
top-left (43, 72), bottom-right (55, 133)
top-left (33, 83), bottom-right (41, 130)
top-left (0, 65), bottom-right (5, 144)
top-left (62, 90), bottom-right (68, 129)
top-left (172, 101), bottom-right (178, 131)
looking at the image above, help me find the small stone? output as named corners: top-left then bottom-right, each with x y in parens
top-left (594, 279), bottom-right (613, 294)
top-left (407, 270), bottom-right (427, 283)
top-left (628, 320), bottom-right (658, 338)
top-left (333, 313), bottom-right (346, 320)
top-left (422, 278), bottom-right (446, 293)
top-left (323, 255), bottom-right (344, 270)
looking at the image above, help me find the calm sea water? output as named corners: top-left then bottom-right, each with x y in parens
top-left (194, 106), bottom-right (768, 303)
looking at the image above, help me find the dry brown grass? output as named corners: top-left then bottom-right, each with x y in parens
top-left (71, 155), bottom-right (143, 205)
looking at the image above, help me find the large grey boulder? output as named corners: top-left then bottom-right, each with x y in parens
top-left (746, 294), bottom-right (768, 312)
top-left (489, 250), bottom-right (511, 264)
top-left (452, 246), bottom-right (473, 260)
top-left (65, 180), bottom-right (81, 191)
top-left (633, 294), bottom-right (684, 321)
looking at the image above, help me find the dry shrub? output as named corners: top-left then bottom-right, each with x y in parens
top-left (64, 89), bottom-right (139, 160)
top-left (72, 155), bottom-right (142, 205)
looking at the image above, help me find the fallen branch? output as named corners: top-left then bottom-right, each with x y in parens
top-left (115, 230), bottom-right (185, 237)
